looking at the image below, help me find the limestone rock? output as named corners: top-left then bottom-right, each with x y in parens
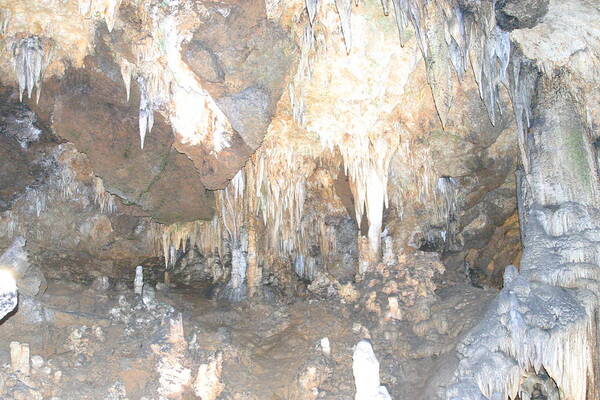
top-left (0, 237), bottom-right (46, 297)
top-left (10, 341), bottom-right (30, 376)
top-left (352, 340), bottom-right (391, 400)
top-left (496, 0), bottom-right (549, 30)
top-left (193, 352), bottom-right (224, 400)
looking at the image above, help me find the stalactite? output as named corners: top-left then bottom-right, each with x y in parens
top-left (137, 76), bottom-right (154, 150)
top-left (305, 0), bottom-right (319, 25)
top-left (0, 8), bottom-right (11, 35)
top-left (336, 128), bottom-right (399, 264)
top-left (334, 0), bottom-right (353, 54)
top-left (470, 25), bottom-right (510, 126)
top-left (77, 0), bottom-right (122, 32)
top-left (435, 176), bottom-right (457, 230)
top-left (380, 0), bottom-right (390, 16)
top-left (507, 51), bottom-right (538, 174)
top-left (103, 0), bottom-right (122, 32)
top-left (382, 0), bottom-right (514, 128)
top-left (119, 59), bottom-right (134, 102)
top-left (423, 3), bottom-right (455, 127)
top-left (12, 36), bottom-right (50, 103)
top-left (92, 177), bottom-right (116, 214)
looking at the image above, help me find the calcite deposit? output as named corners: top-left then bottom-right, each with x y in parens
top-left (0, 0), bottom-right (598, 398)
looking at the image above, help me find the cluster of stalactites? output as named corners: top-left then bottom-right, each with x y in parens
top-left (160, 171), bottom-right (248, 270)
top-left (159, 142), bottom-right (323, 283)
top-left (290, 22), bottom-right (325, 127)
top-left (304, 0), bottom-right (521, 128)
top-left (161, 217), bottom-right (223, 268)
top-left (117, 36), bottom-right (157, 150)
top-left (92, 177), bottom-right (116, 214)
top-left (77, 0), bottom-right (123, 32)
top-left (11, 36), bottom-right (51, 104)
top-left (0, 145), bottom-right (118, 240)
top-left (118, 52), bottom-right (170, 149)
top-left (507, 50), bottom-right (538, 174)
top-left (254, 154), bottom-right (308, 256)
top-left (339, 131), bottom-right (399, 263)
top-left (435, 176), bottom-right (458, 228)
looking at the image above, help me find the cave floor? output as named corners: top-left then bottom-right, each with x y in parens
top-left (0, 271), bottom-right (496, 399)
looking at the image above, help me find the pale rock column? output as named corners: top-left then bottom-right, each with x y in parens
top-left (353, 340), bottom-right (391, 400)
top-left (134, 265), bottom-right (143, 295)
top-left (10, 342), bottom-right (30, 375)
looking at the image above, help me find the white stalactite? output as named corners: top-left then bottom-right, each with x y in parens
top-left (305, 0), bottom-right (319, 25)
top-left (137, 77), bottom-right (154, 149)
top-left (119, 59), bottom-right (134, 102)
top-left (334, 0), bottom-right (352, 54)
top-left (12, 36), bottom-right (48, 103)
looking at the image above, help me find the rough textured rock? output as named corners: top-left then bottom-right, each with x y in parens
top-left (0, 0), bottom-right (599, 399)
top-left (0, 96), bottom-right (44, 212)
top-left (495, 0), bottom-right (549, 31)
top-left (182, 3), bottom-right (296, 150)
top-left (47, 31), bottom-right (214, 224)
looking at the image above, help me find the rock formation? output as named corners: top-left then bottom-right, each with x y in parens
top-left (0, 0), bottom-right (598, 398)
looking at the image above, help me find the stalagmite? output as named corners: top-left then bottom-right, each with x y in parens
top-left (334, 0), bottom-right (352, 54)
top-left (246, 215), bottom-right (259, 297)
top-left (193, 352), bottom-right (224, 400)
top-left (10, 342), bottom-right (30, 376)
top-left (353, 340), bottom-right (391, 400)
top-left (445, 75), bottom-right (600, 400)
top-left (134, 266), bottom-right (143, 295)
top-left (142, 284), bottom-right (156, 309)
top-left (320, 337), bottom-right (331, 357)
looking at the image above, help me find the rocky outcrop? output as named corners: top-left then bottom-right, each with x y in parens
top-left (39, 30), bottom-right (214, 224)
top-left (182, 0), bottom-right (297, 161)
top-left (495, 0), bottom-right (549, 30)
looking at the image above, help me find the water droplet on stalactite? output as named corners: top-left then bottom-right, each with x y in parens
top-left (13, 36), bottom-right (47, 103)
top-left (305, 0), bottom-right (319, 25)
top-left (335, 0), bottom-right (352, 55)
